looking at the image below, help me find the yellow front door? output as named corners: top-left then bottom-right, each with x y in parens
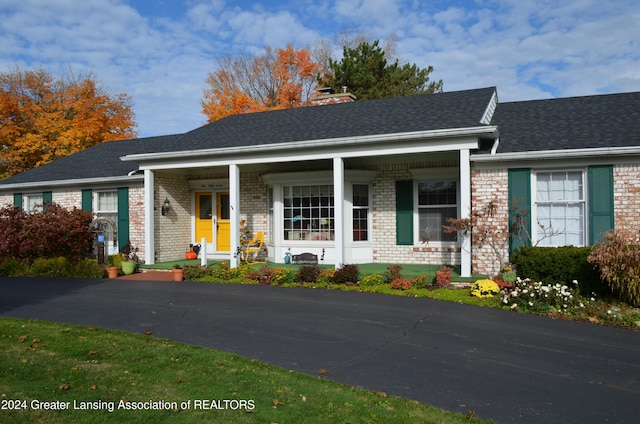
top-left (195, 193), bottom-right (213, 244)
top-left (216, 192), bottom-right (230, 251)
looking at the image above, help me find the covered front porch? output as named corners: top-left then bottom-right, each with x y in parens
top-left (123, 126), bottom-right (497, 278)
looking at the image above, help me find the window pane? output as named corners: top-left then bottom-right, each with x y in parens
top-left (97, 192), bottom-right (117, 212)
top-left (536, 171), bottom-right (585, 246)
top-left (418, 207), bottom-right (457, 242)
top-left (25, 194), bottom-right (43, 212)
top-left (283, 185), bottom-right (334, 241)
top-left (418, 181), bottom-right (456, 206)
top-left (199, 195), bottom-right (212, 220)
top-left (352, 206), bottom-right (368, 241)
top-left (353, 184), bottom-right (369, 206)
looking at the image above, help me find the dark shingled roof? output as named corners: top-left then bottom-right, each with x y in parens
top-left (0, 134), bottom-right (183, 185)
top-left (139, 87), bottom-right (498, 154)
top-left (492, 91), bottom-right (640, 153)
top-left (1, 87), bottom-right (497, 185)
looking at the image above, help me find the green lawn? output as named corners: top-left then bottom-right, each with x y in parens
top-left (0, 318), bottom-right (491, 424)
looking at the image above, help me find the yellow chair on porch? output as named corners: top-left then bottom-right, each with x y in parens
top-left (242, 231), bottom-right (264, 263)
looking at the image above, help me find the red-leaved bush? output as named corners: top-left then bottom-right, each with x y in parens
top-left (0, 203), bottom-right (94, 264)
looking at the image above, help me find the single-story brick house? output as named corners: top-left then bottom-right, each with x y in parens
top-left (1, 87), bottom-right (638, 277)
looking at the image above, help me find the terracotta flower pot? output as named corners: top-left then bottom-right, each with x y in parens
top-left (172, 268), bottom-right (184, 281)
top-left (107, 266), bottom-right (119, 279)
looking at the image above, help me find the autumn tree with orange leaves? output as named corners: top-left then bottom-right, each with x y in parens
top-left (202, 45), bottom-right (322, 122)
top-left (0, 67), bottom-right (137, 179)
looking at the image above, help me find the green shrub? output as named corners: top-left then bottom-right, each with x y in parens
top-left (316, 269), bottom-right (335, 284)
top-left (274, 267), bottom-right (295, 284)
top-left (359, 273), bottom-right (384, 286)
top-left (0, 257), bottom-right (29, 276)
top-left (512, 246), bottom-right (606, 296)
top-left (183, 265), bottom-right (212, 281)
top-left (296, 265), bottom-right (322, 283)
top-left (333, 264), bottom-right (359, 284)
top-left (29, 257), bottom-right (72, 277)
top-left (588, 230), bottom-right (640, 307)
top-left (107, 254), bottom-right (124, 270)
top-left (72, 259), bottom-right (105, 278)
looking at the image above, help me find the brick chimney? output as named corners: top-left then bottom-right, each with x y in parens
top-left (310, 86), bottom-right (356, 106)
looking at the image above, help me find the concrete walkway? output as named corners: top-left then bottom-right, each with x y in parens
top-left (116, 270), bottom-right (174, 281)
top-left (1, 277), bottom-right (639, 423)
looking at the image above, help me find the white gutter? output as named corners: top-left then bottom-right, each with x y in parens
top-left (121, 126), bottom-right (499, 162)
top-left (0, 174), bottom-right (144, 191)
top-left (472, 146), bottom-right (640, 162)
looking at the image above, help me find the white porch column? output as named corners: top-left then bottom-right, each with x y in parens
top-left (459, 149), bottom-right (472, 277)
top-left (333, 157), bottom-right (345, 268)
top-left (229, 164), bottom-right (240, 268)
top-left (144, 169), bottom-right (155, 265)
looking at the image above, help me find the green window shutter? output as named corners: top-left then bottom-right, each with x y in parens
top-left (81, 189), bottom-right (93, 212)
top-left (588, 165), bottom-right (614, 244)
top-left (508, 169), bottom-right (532, 254)
top-left (396, 180), bottom-right (414, 245)
top-left (43, 191), bottom-right (52, 210)
top-left (13, 193), bottom-right (23, 209)
top-left (117, 187), bottom-right (130, 251)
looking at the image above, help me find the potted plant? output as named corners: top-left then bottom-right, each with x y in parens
top-left (106, 254), bottom-right (122, 279)
top-left (120, 242), bottom-right (138, 275)
top-left (172, 264), bottom-right (184, 281)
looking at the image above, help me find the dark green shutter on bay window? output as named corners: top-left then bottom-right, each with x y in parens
top-left (396, 180), bottom-right (414, 245)
top-left (508, 169), bottom-right (532, 254)
top-left (14, 193), bottom-right (23, 209)
top-left (43, 191), bottom-right (52, 210)
top-left (81, 189), bottom-right (93, 212)
top-left (588, 165), bottom-right (614, 244)
top-left (117, 187), bottom-right (129, 251)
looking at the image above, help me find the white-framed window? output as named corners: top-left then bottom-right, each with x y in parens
top-left (352, 184), bottom-right (369, 242)
top-left (417, 181), bottom-right (458, 243)
top-left (283, 185), bottom-right (334, 241)
top-left (533, 170), bottom-right (585, 246)
top-left (24, 193), bottom-right (43, 212)
top-left (94, 190), bottom-right (119, 255)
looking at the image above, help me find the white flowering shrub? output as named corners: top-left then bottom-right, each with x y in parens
top-left (502, 277), bottom-right (586, 315)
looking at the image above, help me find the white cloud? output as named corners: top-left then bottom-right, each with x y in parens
top-left (0, 0), bottom-right (638, 137)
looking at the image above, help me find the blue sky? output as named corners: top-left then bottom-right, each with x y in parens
top-left (1, 0), bottom-right (639, 137)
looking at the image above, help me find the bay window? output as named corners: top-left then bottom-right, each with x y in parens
top-left (283, 185), bottom-right (334, 241)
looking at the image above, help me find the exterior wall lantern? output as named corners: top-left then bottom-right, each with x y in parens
top-left (161, 198), bottom-right (171, 216)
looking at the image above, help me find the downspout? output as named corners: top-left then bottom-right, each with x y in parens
top-left (490, 137), bottom-right (500, 155)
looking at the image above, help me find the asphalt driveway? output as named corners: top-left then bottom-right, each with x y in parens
top-left (1, 277), bottom-right (639, 423)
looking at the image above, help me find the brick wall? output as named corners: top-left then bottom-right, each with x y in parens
top-left (0, 194), bottom-right (12, 207)
top-left (128, 185), bottom-right (146, 262)
top-left (370, 162), bottom-right (462, 266)
top-left (52, 190), bottom-right (81, 209)
top-left (240, 172), bottom-right (268, 260)
top-left (154, 173), bottom-right (192, 262)
top-left (470, 167), bottom-right (510, 276)
top-left (614, 163), bottom-right (640, 231)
